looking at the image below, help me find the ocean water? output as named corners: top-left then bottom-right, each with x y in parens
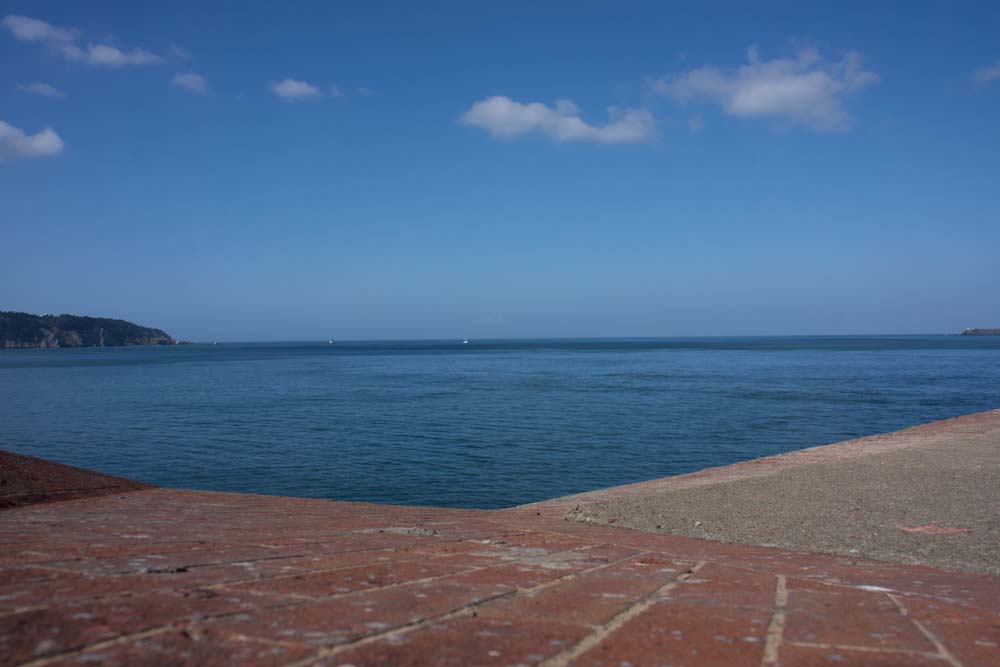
top-left (2, 336), bottom-right (999, 509)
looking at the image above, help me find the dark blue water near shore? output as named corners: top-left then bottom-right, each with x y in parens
top-left (2, 336), bottom-right (999, 508)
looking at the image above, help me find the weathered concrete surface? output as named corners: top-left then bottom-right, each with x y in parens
top-left (541, 409), bottom-right (1000, 576)
top-left (0, 450), bottom-right (151, 510)
top-left (2, 438), bottom-right (1000, 667)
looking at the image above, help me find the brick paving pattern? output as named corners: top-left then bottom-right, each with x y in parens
top-left (2, 465), bottom-right (998, 667)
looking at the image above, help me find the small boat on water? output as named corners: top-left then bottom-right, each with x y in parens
top-left (462, 338), bottom-right (469, 344)
top-left (328, 339), bottom-right (335, 345)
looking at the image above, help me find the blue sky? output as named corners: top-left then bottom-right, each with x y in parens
top-left (1, 1), bottom-right (998, 340)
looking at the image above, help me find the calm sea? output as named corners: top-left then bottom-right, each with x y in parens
top-left (2, 336), bottom-right (998, 508)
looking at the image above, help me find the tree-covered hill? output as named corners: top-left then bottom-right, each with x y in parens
top-left (0, 311), bottom-right (177, 348)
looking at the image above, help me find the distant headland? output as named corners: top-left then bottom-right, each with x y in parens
top-left (961, 328), bottom-right (1000, 336)
top-left (0, 311), bottom-right (178, 349)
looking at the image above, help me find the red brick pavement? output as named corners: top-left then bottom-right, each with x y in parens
top-left (1, 455), bottom-right (998, 666)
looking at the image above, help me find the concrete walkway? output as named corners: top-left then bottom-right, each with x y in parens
top-left (2, 411), bottom-right (999, 666)
top-left (546, 409), bottom-right (1000, 576)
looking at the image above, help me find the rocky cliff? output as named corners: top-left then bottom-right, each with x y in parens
top-left (0, 311), bottom-right (178, 348)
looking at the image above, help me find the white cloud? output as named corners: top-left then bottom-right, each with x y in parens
top-left (1, 14), bottom-right (76, 45)
top-left (64, 43), bottom-right (162, 67)
top-left (688, 114), bottom-right (704, 131)
top-left (357, 87), bottom-right (376, 96)
top-left (654, 46), bottom-right (878, 130)
top-left (460, 96), bottom-right (656, 144)
top-left (171, 72), bottom-right (207, 94)
top-left (270, 78), bottom-right (322, 100)
top-left (0, 120), bottom-right (63, 159)
top-left (16, 81), bottom-right (65, 98)
top-left (2, 14), bottom-right (162, 67)
top-left (973, 62), bottom-right (1000, 88)
top-left (329, 84), bottom-right (343, 97)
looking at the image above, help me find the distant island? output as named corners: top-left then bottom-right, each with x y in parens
top-left (961, 328), bottom-right (1000, 336)
top-left (0, 311), bottom-right (178, 349)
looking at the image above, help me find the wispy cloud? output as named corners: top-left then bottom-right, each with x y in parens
top-left (168, 43), bottom-right (191, 60)
top-left (16, 81), bottom-right (65, 98)
top-left (654, 46), bottom-right (878, 130)
top-left (0, 120), bottom-right (63, 160)
top-left (171, 72), bottom-right (207, 94)
top-left (357, 87), bottom-right (376, 96)
top-left (2, 14), bottom-right (163, 67)
top-left (269, 78), bottom-right (322, 101)
top-left (973, 62), bottom-right (1000, 89)
top-left (460, 96), bottom-right (655, 144)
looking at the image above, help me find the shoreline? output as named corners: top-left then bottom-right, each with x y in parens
top-left (3, 407), bottom-right (998, 574)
